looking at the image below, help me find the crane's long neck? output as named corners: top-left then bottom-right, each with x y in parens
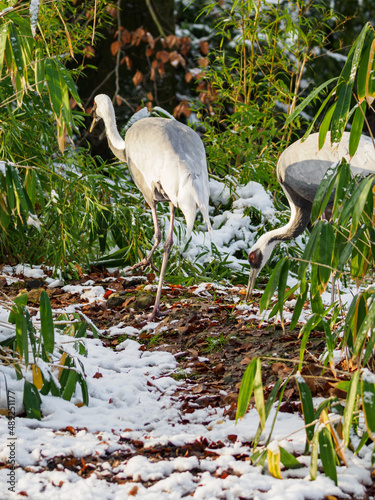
top-left (269, 190), bottom-right (312, 245)
top-left (102, 105), bottom-right (127, 162)
top-left (253, 187), bottom-right (312, 271)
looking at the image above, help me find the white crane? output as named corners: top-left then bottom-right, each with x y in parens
top-left (90, 94), bottom-right (211, 320)
top-left (246, 131), bottom-right (375, 300)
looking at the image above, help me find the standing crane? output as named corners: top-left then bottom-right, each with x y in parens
top-left (246, 131), bottom-right (375, 300)
top-left (90, 94), bottom-right (211, 320)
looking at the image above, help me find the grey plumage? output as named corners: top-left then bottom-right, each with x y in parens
top-left (90, 94), bottom-right (211, 320)
top-left (246, 131), bottom-right (375, 300)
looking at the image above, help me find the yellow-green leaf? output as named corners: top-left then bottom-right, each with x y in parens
top-left (32, 364), bottom-right (43, 390)
top-left (267, 442), bottom-right (282, 479)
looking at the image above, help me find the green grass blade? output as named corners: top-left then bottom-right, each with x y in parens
top-left (23, 380), bottom-right (41, 420)
top-left (40, 290), bottom-right (54, 355)
top-left (349, 102), bottom-right (366, 156)
top-left (342, 369), bottom-right (360, 448)
top-left (260, 257), bottom-right (287, 311)
top-left (236, 358), bottom-right (257, 421)
top-left (296, 374), bottom-right (315, 443)
top-left (254, 358), bottom-right (266, 429)
top-left (285, 77), bottom-right (338, 127)
top-left (319, 426), bottom-right (337, 485)
top-left (353, 299), bottom-right (375, 359)
top-left (331, 83), bottom-right (352, 144)
top-left (279, 446), bottom-right (303, 469)
top-left (361, 369), bottom-right (375, 440)
top-left (319, 102), bottom-right (336, 150)
top-left (62, 369), bottom-right (78, 401)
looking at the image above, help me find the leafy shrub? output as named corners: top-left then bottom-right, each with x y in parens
top-left (1, 291), bottom-right (92, 419)
top-left (237, 23), bottom-right (375, 483)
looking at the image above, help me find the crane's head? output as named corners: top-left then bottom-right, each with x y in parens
top-left (246, 233), bottom-right (279, 301)
top-left (89, 94), bottom-right (112, 132)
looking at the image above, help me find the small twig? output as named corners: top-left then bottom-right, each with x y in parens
top-left (145, 0), bottom-right (166, 38)
top-left (114, 0), bottom-right (122, 100)
top-left (91, 0), bottom-right (97, 46)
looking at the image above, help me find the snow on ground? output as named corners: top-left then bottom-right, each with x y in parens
top-left (183, 178), bottom-right (279, 271)
top-left (0, 266), bottom-right (374, 499)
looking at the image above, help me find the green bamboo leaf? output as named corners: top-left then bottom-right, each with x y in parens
top-left (236, 358), bottom-right (257, 421)
top-left (54, 59), bottom-right (82, 108)
top-left (15, 305), bottom-right (28, 364)
top-left (76, 359), bottom-right (89, 405)
top-left (363, 324), bottom-right (375, 366)
top-left (25, 169), bottom-right (37, 207)
top-left (338, 177), bottom-right (373, 228)
top-left (8, 22), bottom-right (24, 75)
top-left (298, 221), bottom-right (323, 281)
top-left (319, 102), bottom-right (336, 150)
top-left (311, 167), bottom-right (337, 223)
top-left (353, 297), bottom-right (375, 358)
top-left (78, 373), bottom-right (89, 405)
top-left (319, 426), bottom-right (337, 485)
top-left (350, 236), bottom-right (370, 280)
top-left (35, 39), bottom-right (45, 94)
top-left (254, 358), bottom-right (266, 430)
top-left (285, 77), bottom-right (338, 127)
top-left (24, 306), bottom-right (36, 351)
top-left (8, 293), bottom-right (28, 324)
top-left (23, 380), bottom-right (41, 420)
top-left (45, 57), bottom-right (63, 117)
top-left (40, 290), bottom-right (54, 355)
top-left (317, 223), bottom-right (334, 289)
top-left (367, 48), bottom-right (375, 102)
top-left (61, 83), bottom-right (73, 136)
top-left (74, 322), bottom-right (87, 339)
top-left (342, 369), bottom-right (360, 448)
top-left (296, 373), bottom-right (315, 443)
top-left (0, 205), bottom-right (10, 230)
top-left (290, 283), bottom-right (308, 330)
top-left (310, 425), bottom-right (319, 480)
top-left (260, 257), bottom-right (288, 311)
top-left (279, 446), bottom-right (303, 469)
top-left (0, 23), bottom-right (8, 77)
top-left (275, 258), bottom-right (290, 327)
top-left (299, 314), bottom-right (321, 370)
top-left (357, 39), bottom-right (374, 102)
top-left (5, 165), bottom-right (16, 211)
top-left (252, 379), bottom-right (282, 449)
top-left (10, 165), bottom-right (29, 215)
top-left (62, 369), bottom-right (78, 401)
top-left (339, 23), bottom-right (372, 89)
top-left (332, 160), bottom-right (352, 220)
top-left (342, 293), bottom-right (360, 352)
top-left (350, 176), bottom-right (373, 234)
top-left (302, 88), bottom-right (337, 139)
top-left (335, 225), bottom-right (366, 273)
top-left (331, 83), bottom-right (352, 144)
top-left (356, 430), bottom-right (370, 454)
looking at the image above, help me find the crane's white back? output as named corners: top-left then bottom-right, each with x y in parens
top-left (125, 117), bottom-right (211, 237)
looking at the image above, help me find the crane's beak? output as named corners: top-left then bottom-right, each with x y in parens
top-left (89, 103), bottom-right (98, 133)
top-left (245, 268), bottom-right (258, 302)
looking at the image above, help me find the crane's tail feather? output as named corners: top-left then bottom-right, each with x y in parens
top-left (178, 173), bottom-right (211, 240)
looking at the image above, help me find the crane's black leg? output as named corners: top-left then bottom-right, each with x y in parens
top-left (128, 204), bottom-right (161, 273)
top-left (149, 203), bottom-right (176, 320)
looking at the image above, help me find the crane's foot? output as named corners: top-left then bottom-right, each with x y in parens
top-left (146, 305), bottom-right (171, 321)
top-left (126, 258), bottom-right (159, 274)
top-left (135, 306), bottom-right (167, 323)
